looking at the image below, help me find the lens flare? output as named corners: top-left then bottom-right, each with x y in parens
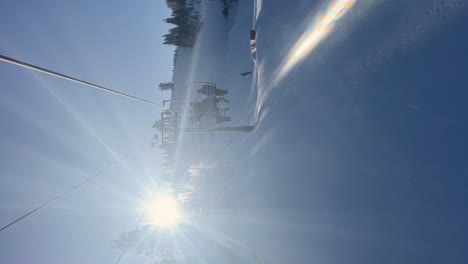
top-left (271, 0), bottom-right (356, 87)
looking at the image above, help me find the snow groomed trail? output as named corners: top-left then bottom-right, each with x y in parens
top-left (244, 0), bottom-right (468, 263)
top-left (172, 0), bottom-right (468, 263)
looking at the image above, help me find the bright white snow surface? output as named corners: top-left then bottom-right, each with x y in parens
top-left (167, 0), bottom-right (468, 263)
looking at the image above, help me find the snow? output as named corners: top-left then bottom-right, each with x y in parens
top-left (167, 0), bottom-right (468, 263)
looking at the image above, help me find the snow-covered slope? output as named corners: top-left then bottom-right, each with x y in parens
top-left (170, 0), bottom-right (468, 263)
top-left (245, 0), bottom-right (468, 263)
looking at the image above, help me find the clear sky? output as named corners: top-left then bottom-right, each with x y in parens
top-left (0, 1), bottom-right (174, 263)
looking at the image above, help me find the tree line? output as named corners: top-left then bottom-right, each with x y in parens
top-left (163, 0), bottom-right (202, 48)
top-left (156, 0), bottom-right (202, 92)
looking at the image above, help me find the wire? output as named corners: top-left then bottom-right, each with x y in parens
top-left (114, 172), bottom-right (168, 264)
top-left (0, 157), bottom-right (129, 233)
top-left (0, 54), bottom-right (171, 112)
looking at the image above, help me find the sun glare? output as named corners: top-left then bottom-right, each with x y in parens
top-left (145, 194), bottom-right (181, 228)
top-left (271, 0), bottom-right (356, 87)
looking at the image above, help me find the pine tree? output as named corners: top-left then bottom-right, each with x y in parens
top-left (158, 82), bottom-right (175, 91)
top-left (162, 0), bottom-right (201, 48)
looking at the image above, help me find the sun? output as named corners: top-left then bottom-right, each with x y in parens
top-left (145, 194), bottom-right (181, 228)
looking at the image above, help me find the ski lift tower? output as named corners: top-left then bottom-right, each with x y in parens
top-left (161, 110), bottom-right (253, 136)
top-left (165, 81), bottom-right (255, 135)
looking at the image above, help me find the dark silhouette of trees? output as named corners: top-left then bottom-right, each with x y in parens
top-left (163, 0), bottom-right (202, 47)
top-left (190, 83), bottom-right (231, 127)
top-left (158, 82), bottom-right (175, 91)
top-left (153, 119), bottom-right (165, 132)
top-left (197, 84), bottom-right (228, 96)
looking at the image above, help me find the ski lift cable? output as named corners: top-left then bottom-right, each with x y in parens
top-left (0, 54), bottom-right (171, 112)
top-left (114, 171), bottom-right (168, 264)
top-left (0, 153), bottom-right (135, 233)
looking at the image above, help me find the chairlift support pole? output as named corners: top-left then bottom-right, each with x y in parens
top-left (163, 98), bottom-right (182, 106)
top-left (183, 126), bottom-right (254, 133)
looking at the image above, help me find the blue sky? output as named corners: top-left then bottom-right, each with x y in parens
top-left (0, 1), bottom-right (174, 263)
